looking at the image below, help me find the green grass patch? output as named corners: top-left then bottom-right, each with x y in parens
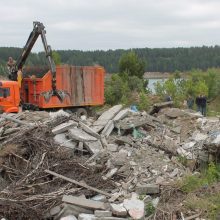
top-left (179, 162), bottom-right (220, 193)
top-left (184, 192), bottom-right (220, 220)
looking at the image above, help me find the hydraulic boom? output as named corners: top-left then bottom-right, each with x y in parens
top-left (9, 21), bottom-right (68, 102)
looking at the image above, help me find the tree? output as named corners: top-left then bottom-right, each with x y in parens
top-left (119, 51), bottom-right (145, 79)
top-left (52, 51), bottom-right (61, 65)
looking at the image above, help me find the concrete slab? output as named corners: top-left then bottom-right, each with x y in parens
top-left (79, 121), bottom-right (101, 139)
top-left (107, 144), bottom-right (118, 152)
top-left (78, 214), bottom-right (97, 220)
top-left (68, 128), bottom-right (97, 142)
top-left (123, 197), bottom-right (145, 220)
top-left (136, 183), bottom-right (159, 195)
top-left (110, 203), bottom-right (127, 217)
top-left (84, 140), bottom-right (103, 154)
top-left (62, 195), bottom-right (107, 210)
top-left (54, 133), bottom-right (77, 149)
top-left (60, 215), bottom-right (77, 220)
top-left (94, 210), bottom-right (112, 217)
top-left (113, 108), bottom-right (130, 121)
top-left (92, 105), bottom-right (123, 132)
top-left (59, 203), bottom-right (93, 218)
top-left (101, 120), bottom-right (114, 137)
top-left (52, 120), bottom-right (78, 135)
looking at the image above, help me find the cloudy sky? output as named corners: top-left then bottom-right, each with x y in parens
top-left (0, 0), bottom-right (220, 51)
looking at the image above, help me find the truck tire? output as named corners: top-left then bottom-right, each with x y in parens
top-left (76, 108), bottom-right (88, 118)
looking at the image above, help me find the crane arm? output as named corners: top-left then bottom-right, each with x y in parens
top-left (8, 21), bottom-right (68, 102)
top-left (9, 21), bottom-right (56, 83)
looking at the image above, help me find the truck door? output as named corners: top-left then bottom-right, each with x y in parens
top-left (0, 87), bottom-right (18, 113)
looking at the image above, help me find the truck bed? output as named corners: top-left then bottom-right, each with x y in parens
top-left (21, 65), bottom-right (105, 109)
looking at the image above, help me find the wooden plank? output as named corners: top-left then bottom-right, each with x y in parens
top-left (45, 169), bottom-right (111, 197)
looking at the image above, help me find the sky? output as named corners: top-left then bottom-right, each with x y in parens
top-left (0, 0), bottom-right (220, 51)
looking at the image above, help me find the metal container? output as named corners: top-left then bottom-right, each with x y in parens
top-left (21, 65), bottom-right (105, 109)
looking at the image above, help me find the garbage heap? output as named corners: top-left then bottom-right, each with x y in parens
top-left (0, 104), bottom-right (219, 220)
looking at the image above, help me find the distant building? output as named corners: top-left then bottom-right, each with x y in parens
top-left (143, 72), bottom-right (170, 79)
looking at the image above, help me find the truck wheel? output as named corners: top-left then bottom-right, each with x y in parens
top-left (76, 108), bottom-right (88, 118)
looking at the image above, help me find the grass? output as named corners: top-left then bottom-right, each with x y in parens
top-left (177, 162), bottom-right (220, 219)
top-left (184, 192), bottom-right (220, 219)
top-left (179, 162), bottom-right (220, 193)
top-left (208, 95), bottom-right (220, 116)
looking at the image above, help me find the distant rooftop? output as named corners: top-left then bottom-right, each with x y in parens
top-left (143, 72), bottom-right (171, 79)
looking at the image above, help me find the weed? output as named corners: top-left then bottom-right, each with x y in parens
top-left (138, 194), bottom-right (145, 200)
top-left (145, 202), bottom-right (155, 216)
top-left (177, 155), bottom-right (188, 166)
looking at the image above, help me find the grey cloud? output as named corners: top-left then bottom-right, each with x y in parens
top-left (0, 0), bottom-right (220, 51)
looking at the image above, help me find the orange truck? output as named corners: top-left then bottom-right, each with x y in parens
top-left (0, 22), bottom-right (105, 114)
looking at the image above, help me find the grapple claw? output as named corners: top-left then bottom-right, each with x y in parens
top-left (41, 90), bottom-right (70, 103)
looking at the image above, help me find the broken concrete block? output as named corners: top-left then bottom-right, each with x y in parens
top-left (113, 108), bottom-right (129, 121)
top-left (115, 117), bottom-right (155, 130)
top-left (101, 120), bottom-right (114, 137)
top-left (136, 183), bottom-right (159, 195)
top-left (177, 147), bottom-right (194, 159)
top-left (68, 128), bottom-right (97, 142)
top-left (62, 195), bottom-right (106, 210)
top-left (78, 141), bottom-right (84, 151)
top-left (123, 197), bottom-right (145, 220)
top-left (79, 121), bottom-right (100, 139)
top-left (110, 203), bottom-right (127, 217)
top-left (170, 126), bottom-right (181, 134)
top-left (52, 120), bottom-right (78, 135)
top-left (152, 197), bottom-right (160, 207)
top-left (107, 144), bottom-right (118, 152)
top-left (49, 205), bottom-right (62, 216)
top-left (78, 213), bottom-right (97, 220)
top-left (192, 132), bottom-right (208, 142)
top-left (91, 194), bottom-right (107, 202)
top-left (59, 203), bottom-right (93, 218)
top-left (211, 134), bottom-right (220, 146)
top-left (84, 140), bottom-right (103, 154)
top-left (103, 168), bottom-right (118, 180)
top-left (92, 105), bottom-right (123, 132)
top-left (94, 210), bottom-right (112, 217)
top-left (96, 105), bottom-right (123, 122)
top-left (111, 150), bottom-right (128, 166)
top-left (60, 215), bottom-right (78, 220)
top-left (49, 109), bottom-right (70, 119)
top-left (169, 168), bottom-right (179, 178)
top-left (54, 133), bottom-right (77, 149)
top-left (163, 107), bottom-right (185, 118)
top-left (182, 141), bottom-right (196, 150)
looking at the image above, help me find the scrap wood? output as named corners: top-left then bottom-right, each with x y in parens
top-left (184, 211), bottom-right (202, 220)
top-left (0, 114), bottom-right (33, 126)
top-left (45, 169), bottom-right (112, 197)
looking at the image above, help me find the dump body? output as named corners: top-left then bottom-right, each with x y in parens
top-left (21, 65), bottom-right (105, 109)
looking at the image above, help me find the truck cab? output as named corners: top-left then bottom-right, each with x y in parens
top-left (0, 81), bottom-right (20, 113)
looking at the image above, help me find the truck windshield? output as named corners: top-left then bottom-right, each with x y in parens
top-left (0, 88), bottom-right (10, 98)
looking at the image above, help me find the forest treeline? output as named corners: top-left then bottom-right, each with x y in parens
top-left (1, 46), bottom-right (220, 73)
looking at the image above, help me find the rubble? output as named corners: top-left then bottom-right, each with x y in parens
top-left (94, 210), bottom-right (112, 217)
top-left (110, 203), bottom-right (127, 217)
top-left (0, 104), bottom-right (219, 220)
top-left (123, 194), bottom-right (145, 219)
top-left (136, 183), bottom-right (160, 195)
top-left (52, 120), bottom-right (78, 134)
top-left (68, 128), bottom-right (98, 142)
top-left (62, 195), bottom-right (107, 210)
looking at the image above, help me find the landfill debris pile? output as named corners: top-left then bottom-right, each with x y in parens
top-left (0, 104), bottom-right (219, 220)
